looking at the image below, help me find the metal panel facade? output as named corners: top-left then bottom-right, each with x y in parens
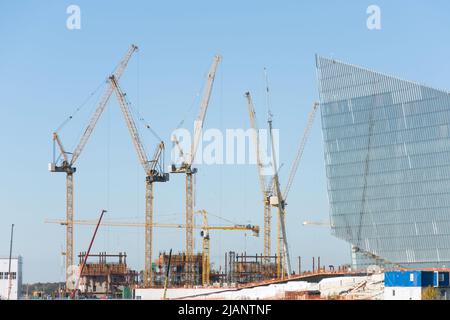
top-left (316, 56), bottom-right (450, 268)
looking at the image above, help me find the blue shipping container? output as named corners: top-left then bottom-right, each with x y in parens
top-left (385, 271), bottom-right (435, 287)
top-left (433, 271), bottom-right (450, 287)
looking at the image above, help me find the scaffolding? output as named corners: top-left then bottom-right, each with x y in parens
top-left (153, 251), bottom-right (203, 287)
top-left (226, 251), bottom-right (278, 284)
top-left (77, 252), bottom-right (138, 298)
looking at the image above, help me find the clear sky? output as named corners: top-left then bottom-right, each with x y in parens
top-left (1, 1), bottom-right (450, 283)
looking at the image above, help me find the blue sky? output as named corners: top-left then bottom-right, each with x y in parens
top-left (1, 1), bottom-right (450, 282)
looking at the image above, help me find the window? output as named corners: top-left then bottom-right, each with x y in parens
top-left (4, 272), bottom-right (8, 280)
top-left (0, 272), bottom-right (3, 279)
top-left (12, 272), bottom-right (16, 280)
top-left (392, 290), bottom-right (396, 297)
top-left (410, 274), bottom-right (415, 282)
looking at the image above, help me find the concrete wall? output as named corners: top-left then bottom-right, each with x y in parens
top-left (134, 281), bottom-right (318, 300)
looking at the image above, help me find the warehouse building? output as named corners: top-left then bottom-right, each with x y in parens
top-left (316, 56), bottom-right (450, 269)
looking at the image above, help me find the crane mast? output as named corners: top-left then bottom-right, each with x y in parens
top-left (171, 54), bottom-right (221, 286)
top-left (268, 118), bottom-right (291, 278)
top-left (244, 92), bottom-right (272, 263)
top-left (196, 209), bottom-right (259, 286)
top-left (270, 101), bottom-right (319, 279)
top-left (49, 44), bottom-right (138, 291)
top-left (110, 75), bottom-right (169, 287)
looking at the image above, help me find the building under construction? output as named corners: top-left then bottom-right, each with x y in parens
top-left (48, 45), bottom-right (319, 292)
top-left (150, 251), bottom-right (279, 288)
top-left (226, 252), bottom-right (278, 284)
top-left (77, 252), bottom-right (138, 298)
top-left (153, 251), bottom-right (203, 287)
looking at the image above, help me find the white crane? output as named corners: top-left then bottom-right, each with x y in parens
top-left (49, 45), bottom-right (138, 290)
top-left (244, 89), bottom-right (319, 279)
top-left (170, 54), bottom-right (221, 286)
top-left (110, 75), bottom-right (169, 287)
top-left (244, 92), bottom-right (273, 263)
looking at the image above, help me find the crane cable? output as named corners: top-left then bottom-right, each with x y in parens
top-left (121, 90), bottom-right (163, 143)
top-left (54, 80), bottom-right (107, 133)
top-left (54, 50), bottom-right (138, 146)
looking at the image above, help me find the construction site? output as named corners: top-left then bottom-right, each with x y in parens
top-left (41, 45), bottom-right (324, 299)
top-left (18, 42), bottom-right (446, 301)
top-left (4, 2), bottom-right (450, 307)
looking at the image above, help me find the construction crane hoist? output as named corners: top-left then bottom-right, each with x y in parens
top-left (244, 92), bottom-right (272, 265)
top-left (49, 44), bottom-right (138, 290)
top-left (170, 54), bottom-right (221, 286)
top-left (110, 75), bottom-right (169, 288)
top-left (244, 91), bottom-right (319, 279)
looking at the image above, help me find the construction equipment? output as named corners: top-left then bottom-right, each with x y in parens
top-left (109, 75), bottom-right (169, 287)
top-left (196, 209), bottom-right (259, 286)
top-left (46, 210), bottom-right (259, 286)
top-left (170, 54), bottom-right (221, 286)
top-left (71, 209), bottom-right (107, 299)
top-left (268, 117), bottom-right (289, 279)
top-left (45, 217), bottom-right (259, 232)
top-left (244, 92), bottom-right (273, 263)
top-left (49, 45), bottom-right (138, 289)
top-left (244, 90), bottom-right (319, 279)
top-left (162, 249), bottom-right (172, 300)
top-left (270, 101), bottom-right (319, 279)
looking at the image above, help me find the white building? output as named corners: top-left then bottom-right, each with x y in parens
top-left (0, 257), bottom-right (23, 300)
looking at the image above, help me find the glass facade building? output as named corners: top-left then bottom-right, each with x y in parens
top-left (316, 56), bottom-right (450, 269)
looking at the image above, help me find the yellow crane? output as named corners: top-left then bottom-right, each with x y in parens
top-left (109, 75), bottom-right (169, 287)
top-left (196, 209), bottom-right (259, 286)
top-left (49, 45), bottom-right (138, 290)
top-left (45, 217), bottom-right (259, 233)
top-left (170, 54), bottom-right (221, 286)
top-left (244, 92), bottom-right (272, 263)
top-left (45, 210), bottom-right (259, 286)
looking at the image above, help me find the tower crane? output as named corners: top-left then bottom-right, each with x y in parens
top-left (49, 44), bottom-right (138, 290)
top-left (270, 101), bottom-right (319, 279)
top-left (244, 92), bottom-right (272, 263)
top-left (170, 54), bottom-right (221, 286)
top-left (45, 210), bottom-right (259, 287)
top-left (110, 75), bottom-right (169, 287)
top-left (45, 217), bottom-right (259, 233)
top-left (244, 90), bottom-right (319, 279)
top-left (196, 209), bottom-right (259, 286)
